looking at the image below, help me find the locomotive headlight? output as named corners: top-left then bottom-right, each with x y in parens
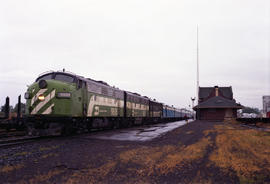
top-left (38, 94), bottom-right (45, 101)
top-left (24, 92), bottom-right (31, 99)
top-left (57, 92), bottom-right (71, 98)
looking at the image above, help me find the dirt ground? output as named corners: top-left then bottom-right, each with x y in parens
top-left (1, 120), bottom-right (270, 184)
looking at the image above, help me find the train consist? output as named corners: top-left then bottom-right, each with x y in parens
top-left (24, 70), bottom-right (192, 135)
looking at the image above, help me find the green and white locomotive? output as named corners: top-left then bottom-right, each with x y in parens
top-left (24, 70), bottom-right (174, 136)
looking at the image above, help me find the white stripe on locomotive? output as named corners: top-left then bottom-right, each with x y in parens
top-left (42, 103), bottom-right (55, 114)
top-left (31, 89), bottom-right (56, 115)
top-left (87, 94), bottom-right (148, 117)
top-left (31, 88), bottom-right (47, 106)
top-left (87, 95), bottom-right (124, 117)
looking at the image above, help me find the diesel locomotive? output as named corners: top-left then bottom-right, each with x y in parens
top-left (24, 70), bottom-right (191, 135)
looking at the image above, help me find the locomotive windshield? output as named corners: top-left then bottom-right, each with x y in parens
top-left (55, 74), bottom-right (75, 83)
top-left (36, 73), bottom-right (53, 82)
top-left (36, 73), bottom-right (75, 83)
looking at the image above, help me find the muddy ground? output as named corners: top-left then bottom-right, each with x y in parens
top-left (1, 120), bottom-right (270, 184)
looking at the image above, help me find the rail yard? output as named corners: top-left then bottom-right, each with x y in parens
top-left (1, 0), bottom-right (269, 183)
top-left (0, 70), bottom-right (270, 183)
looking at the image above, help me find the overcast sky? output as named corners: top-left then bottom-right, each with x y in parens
top-left (0, 0), bottom-right (269, 110)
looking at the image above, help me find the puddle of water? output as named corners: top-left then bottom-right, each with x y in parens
top-left (93, 120), bottom-right (187, 142)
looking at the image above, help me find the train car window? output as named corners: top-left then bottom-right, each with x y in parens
top-left (55, 74), bottom-right (74, 83)
top-left (36, 74), bottom-right (53, 82)
top-left (101, 87), bottom-right (108, 96)
top-left (94, 85), bottom-right (102, 94)
top-left (82, 81), bottom-right (86, 88)
top-left (115, 90), bottom-right (123, 99)
top-left (77, 80), bottom-right (82, 89)
top-left (112, 90), bottom-right (116, 98)
top-left (87, 83), bottom-right (92, 92)
top-left (108, 88), bottom-right (113, 97)
top-left (126, 95), bottom-right (130, 101)
top-left (135, 97), bottom-right (138, 104)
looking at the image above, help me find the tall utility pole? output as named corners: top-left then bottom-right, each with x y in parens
top-left (197, 25), bottom-right (199, 105)
top-left (196, 26), bottom-right (200, 120)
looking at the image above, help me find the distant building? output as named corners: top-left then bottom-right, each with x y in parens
top-left (263, 96), bottom-right (270, 118)
top-left (193, 86), bottom-right (242, 121)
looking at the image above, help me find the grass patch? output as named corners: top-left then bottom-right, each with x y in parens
top-left (0, 164), bottom-right (24, 173)
top-left (66, 161), bottom-right (117, 184)
top-left (119, 137), bottom-right (212, 176)
top-left (14, 151), bottom-right (30, 157)
top-left (41, 153), bottom-right (58, 159)
top-left (209, 124), bottom-right (270, 183)
top-left (65, 137), bottom-right (212, 183)
top-left (39, 145), bottom-right (59, 152)
top-left (28, 169), bottom-right (64, 184)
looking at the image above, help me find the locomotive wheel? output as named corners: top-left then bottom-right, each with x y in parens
top-left (61, 124), bottom-right (76, 136)
top-left (114, 121), bottom-right (120, 129)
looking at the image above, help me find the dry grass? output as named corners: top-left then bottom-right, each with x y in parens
top-left (41, 153), bottom-right (58, 159)
top-left (0, 164), bottom-right (24, 173)
top-left (186, 131), bottom-right (194, 134)
top-left (209, 124), bottom-right (270, 183)
top-left (64, 137), bottom-right (212, 183)
top-left (224, 118), bottom-right (241, 125)
top-left (154, 137), bottom-right (211, 175)
top-left (119, 137), bottom-right (211, 176)
top-left (39, 145), bottom-right (59, 151)
top-left (28, 169), bottom-right (64, 184)
top-left (14, 151), bottom-right (30, 157)
top-left (66, 161), bottom-right (117, 184)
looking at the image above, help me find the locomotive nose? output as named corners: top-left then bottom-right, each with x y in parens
top-left (39, 80), bottom-right (47, 89)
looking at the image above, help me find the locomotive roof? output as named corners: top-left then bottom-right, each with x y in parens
top-left (38, 71), bottom-right (118, 89)
top-left (37, 70), bottom-right (163, 103)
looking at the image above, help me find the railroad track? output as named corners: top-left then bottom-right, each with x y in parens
top-left (0, 130), bottom-right (26, 139)
top-left (0, 129), bottom-right (104, 149)
top-left (0, 122), bottom-right (174, 148)
top-left (0, 136), bottom-right (44, 148)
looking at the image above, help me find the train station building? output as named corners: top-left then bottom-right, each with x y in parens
top-left (193, 86), bottom-right (242, 121)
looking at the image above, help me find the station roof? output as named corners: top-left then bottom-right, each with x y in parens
top-left (193, 96), bottom-right (242, 110)
top-left (199, 86), bottom-right (233, 99)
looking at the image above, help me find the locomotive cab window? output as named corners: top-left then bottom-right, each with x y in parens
top-left (77, 80), bottom-right (82, 89)
top-left (77, 80), bottom-right (86, 89)
top-left (36, 73), bottom-right (53, 82)
top-left (55, 74), bottom-right (74, 83)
